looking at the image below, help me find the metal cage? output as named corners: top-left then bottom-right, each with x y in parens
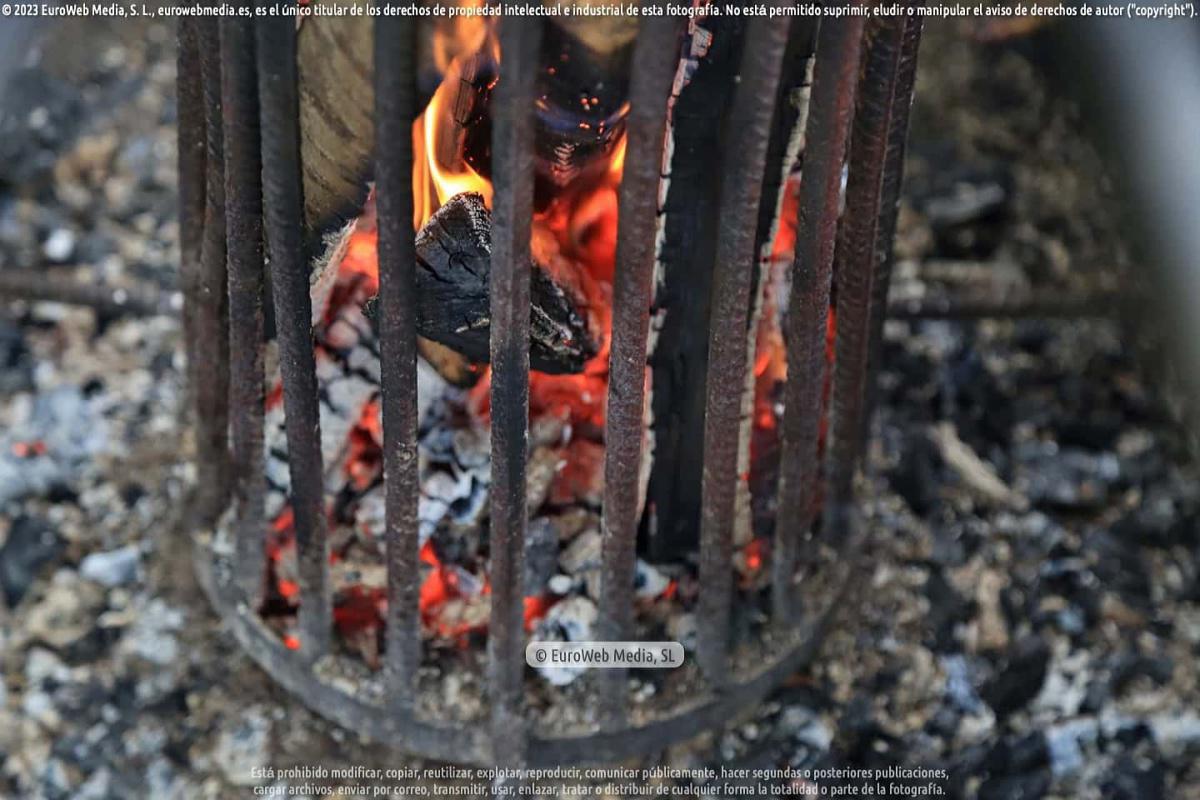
top-left (179, 7), bottom-right (922, 767)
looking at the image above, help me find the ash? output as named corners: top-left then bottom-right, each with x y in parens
top-left (0, 18), bottom-right (1196, 800)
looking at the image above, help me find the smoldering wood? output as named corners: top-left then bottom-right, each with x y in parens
top-left (295, 11), bottom-right (639, 248)
top-left (643, 18), bottom-right (750, 563)
top-left (365, 192), bottom-right (598, 375)
top-left (642, 19), bottom-right (816, 562)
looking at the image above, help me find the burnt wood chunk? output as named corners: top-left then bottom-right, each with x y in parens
top-left (643, 20), bottom-right (817, 562)
top-left (410, 192), bottom-right (597, 375)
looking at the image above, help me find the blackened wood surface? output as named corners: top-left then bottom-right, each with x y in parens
top-left (410, 193), bottom-right (597, 374)
top-left (644, 20), bottom-right (816, 562)
top-left (643, 19), bottom-right (747, 562)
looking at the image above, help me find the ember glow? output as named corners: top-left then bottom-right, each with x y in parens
top-left (263, 18), bottom-right (798, 655)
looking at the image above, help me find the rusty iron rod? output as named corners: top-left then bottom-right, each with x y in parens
top-left (177, 17), bottom-right (206, 415)
top-left (221, 13), bottom-right (267, 604)
top-left (864, 17), bottom-right (923, 428)
top-left (487, 18), bottom-right (541, 769)
top-left (596, 15), bottom-right (682, 729)
top-left (772, 14), bottom-right (868, 625)
top-left (193, 20), bottom-right (232, 526)
top-left (697, 14), bottom-right (791, 689)
top-left (256, 10), bottom-right (332, 661)
top-left (825, 16), bottom-right (924, 534)
top-left (374, 14), bottom-right (422, 710)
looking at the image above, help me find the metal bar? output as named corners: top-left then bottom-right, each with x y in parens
top-left (221, 13), bottom-right (267, 604)
top-left (863, 17), bottom-right (923, 428)
top-left (256, 9), bottom-right (332, 661)
top-left (0, 271), bottom-right (176, 317)
top-left (194, 20), bottom-right (231, 525)
top-left (825, 16), bottom-right (923, 533)
top-left (596, 16), bottom-right (682, 729)
top-left (772, 14), bottom-right (867, 624)
top-left (177, 17), bottom-right (206, 361)
top-left (697, 14), bottom-right (791, 689)
top-left (487, 18), bottom-right (541, 769)
top-left (374, 14), bottom-right (421, 710)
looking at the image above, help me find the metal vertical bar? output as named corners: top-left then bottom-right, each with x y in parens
top-left (772, 15), bottom-right (868, 624)
top-left (221, 13), bottom-right (267, 605)
top-left (374, 15), bottom-right (421, 710)
top-left (194, 21), bottom-right (231, 525)
top-left (864, 19), bottom-right (923, 423)
top-left (697, 15), bottom-right (791, 689)
top-left (825, 16), bottom-right (924, 533)
top-left (257, 9), bottom-right (332, 660)
top-left (487, 18), bottom-right (541, 769)
top-left (596, 16), bottom-right (682, 729)
top-left (177, 17), bottom-right (207, 513)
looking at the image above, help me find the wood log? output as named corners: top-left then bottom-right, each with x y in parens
top-left (365, 192), bottom-right (598, 375)
top-left (295, 11), bottom-right (638, 252)
top-left (643, 18), bottom-right (818, 561)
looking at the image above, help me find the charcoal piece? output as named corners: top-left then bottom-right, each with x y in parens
top-left (0, 315), bottom-right (33, 394)
top-left (406, 192), bottom-right (598, 375)
top-left (982, 732), bottom-right (1049, 776)
top-left (0, 68), bottom-right (84, 189)
top-left (1101, 757), bottom-right (1166, 800)
top-left (890, 428), bottom-right (940, 516)
top-left (0, 515), bottom-right (62, 607)
top-left (980, 636), bottom-right (1050, 719)
top-left (976, 770), bottom-right (1051, 800)
top-left (1112, 488), bottom-right (1195, 548)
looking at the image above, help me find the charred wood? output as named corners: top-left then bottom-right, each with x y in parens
top-left (365, 192), bottom-right (598, 375)
top-left (643, 18), bottom-right (816, 561)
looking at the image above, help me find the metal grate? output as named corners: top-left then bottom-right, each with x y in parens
top-left (179, 8), bottom-right (922, 767)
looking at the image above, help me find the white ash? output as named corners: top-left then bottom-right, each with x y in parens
top-left (0, 385), bottom-right (108, 506)
top-left (41, 227), bottom-right (76, 262)
top-left (212, 706), bottom-right (273, 787)
top-left (531, 596), bottom-right (598, 687)
top-left (666, 612), bottom-right (698, 652)
top-left (558, 528), bottom-right (601, 576)
top-left (79, 544), bottom-right (140, 587)
top-left (635, 559), bottom-right (671, 600)
top-left (116, 596), bottom-right (184, 667)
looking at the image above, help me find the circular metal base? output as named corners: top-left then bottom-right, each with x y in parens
top-left (193, 528), bottom-right (857, 766)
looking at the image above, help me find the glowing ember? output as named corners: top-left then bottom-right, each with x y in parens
top-left (260, 17), bottom-right (801, 658)
top-left (10, 440), bottom-right (47, 458)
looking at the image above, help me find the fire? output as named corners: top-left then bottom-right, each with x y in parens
top-left (412, 45), bottom-right (495, 229)
top-left (261, 17), bottom-right (807, 658)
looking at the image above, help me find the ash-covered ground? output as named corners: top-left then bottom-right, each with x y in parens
top-left (0, 18), bottom-right (1197, 800)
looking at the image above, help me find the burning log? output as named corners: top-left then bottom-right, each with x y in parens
top-left (367, 192), bottom-right (599, 375)
top-left (294, 11), bottom-right (637, 243)
top-left (643, 19), bottom-right (817, 561)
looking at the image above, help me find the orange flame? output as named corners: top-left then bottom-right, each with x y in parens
top-left (261, 17), bottom-right (812, 656)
